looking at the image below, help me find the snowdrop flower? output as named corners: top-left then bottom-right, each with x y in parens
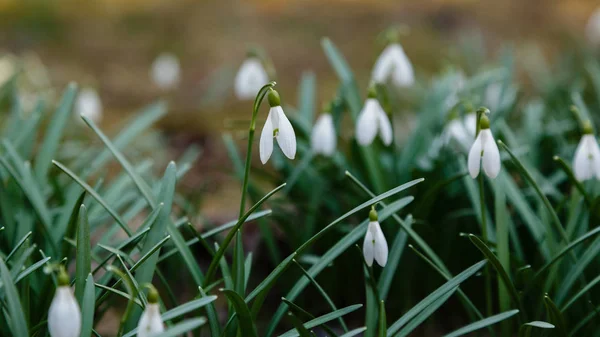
top-left (356, 87), bottom-right (393, 146)
top-left (259, 89), bottom-right (296, 164)
top-left (311, 113), bottom-right (336, 156)
top-left (363, 208), bottom-right (388, 267)
top-left (48, 269), bottom-right (81, 337)
top-left (468, 115), bottom-right (501, 179)
top-left (75, 88), bottom-right (102, 124)
top-left (586, 7), bottom-right (600, 48)
top-left (151, 53), bottom-right (180, 90)
top-left (573, 121), bottom-right (600, 181)
top-left (235, 53), bottom-right (269, 100)
top-left (137, 286), bottom-right (165, 337)
top-left (371, 43), bottom-right (414, 87)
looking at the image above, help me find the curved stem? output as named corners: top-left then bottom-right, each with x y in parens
top-left (479, 175), bottom-right (492, 317)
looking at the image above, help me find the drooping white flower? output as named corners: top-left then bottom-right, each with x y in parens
top-left (75, 88), bottom-right (102, 124)
top-left (356, 93), bottom-right (393, 146)
top-left (371, 43), bottom-right (414, 87)
top-left (235, 57), bottom-right (269, 100)
top-left (151, 53), bottom-right (180, 90)
top-left (468, 116), bottom-right (501, 179)
top-left (311, 113), bottom-right (336, 156)
top-left (363, 209), bottom-right (388, 267)
top-left (48, 280), bottom-right (81, 337)
top-left (573, 132), bottom-right (600, 181)
top-left (137, 303), bottom-right (165, 337)
top-left (259, 89), bottom-right (296, 164)
top-left (586, 7), bottom-right (600, 48)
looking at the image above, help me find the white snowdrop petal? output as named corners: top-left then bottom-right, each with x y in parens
top-left (151, 53), bottom-right (180, 90)
top-left (371, 45), bottom-right (397, 83)
top-left (48, 287), bottom-right (81, 337)
top-left (377, 109), bottom-right (393, 146)
top-left (235, 58), bottom-right (269, 100)
top-left (137, 304), bottom-right (165, 337)
top-left (372, 222), bottom-right (388, 267)
top-left (590, 137), bottom-right (600, 179)
top-left (363, 226), bottom-right (375, 267)
top-left (311, 114), bottom-right (336, 156)
top-left (481, 130), bottom-right (501, 179)
top-left (573, 135), bottom-right (594, 181)
top-left (390, 45), bottom-right (415, 87)
top-left (356, 99), bottom-right (380, 146)
top-left (259, 110), bottom-right (275, 164)
top-left (274, 107), bottom-right (296, 160)
top-left (467, 133), bottom-right (483, 178)
top-left (76, 88), bottom-right (102, 124)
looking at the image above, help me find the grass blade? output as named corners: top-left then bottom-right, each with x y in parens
top-left (81, 274), bottom-right (96, 337)
top-left (443, 310), bottom-right (520, 337)
top-left (279, 304), bottom-right (363, 337)
top-left (0, 256), bottom-right (28, 336)
top-left (153, 317), bottom-right (206, 337)
top-left (221, 289), bottom-right (259, 337)
top-left (75, 205), bottom-right (91, 304)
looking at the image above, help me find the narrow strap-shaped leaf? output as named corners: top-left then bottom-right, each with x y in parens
top-left (199, 286), bottom-right (221, 337)
top-left (0, 256), bottom-right (28, 336)
top-left (122, 296), bottom-right (218, 337)
top-left (387, 260), bottom-right (487, 336)
top-left (75, 205), bottom-right (91, 304)
top-left (221, 289), bottom-right (259, 337)
top-left (248, 253), bottom-right (297, 318)
top-left (153, 317), bottom-right (206, 337)
top-left (204, 183), bottom-right (287, 286)
top-left (468, 234), bottom-right (522, 315)
top-left (395, 288), bottom-right (457, 337)
top-left (265, 197), bottom-right (414, 337)
top-left (340, 328), bottom-right (367, 337)
top-left (544, 295), bottom-right (567, 337)
top-left (14, 257), bottom-right (51, 283)
top-left (233, 230), bottom-right (245, 296)
top-left (287, 312), bottom-right (312, 337)
top-left (53, 160), bottom-right (132, 236)
top-left (61, 191), bottom-right (86, 260)
top-left (279, 304), bottom-right (362, 337)
top-left (443, 309), bottom-right (520, 337)
top-left (34, 82), bottom-right (77, 184)
top-left (81, 274), bottom-right (96, 337)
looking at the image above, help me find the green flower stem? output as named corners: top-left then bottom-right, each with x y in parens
top-left (479, 174), bottom-right (492, 317)
top-left (553, 155), bottom-right (593, 208)
top-left (108, 266), bottom-right (138, 337)
top-left (239, 81), bottom-right (277, 218)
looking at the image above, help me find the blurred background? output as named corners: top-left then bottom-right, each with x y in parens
top-left (2, 1), bottom-right (600, 334)
top-left (1, 0), bottom-right (597, 221)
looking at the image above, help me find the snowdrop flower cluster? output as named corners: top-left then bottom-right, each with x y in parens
top-left (468, 114), bottom-right (501, 179)
top-left (356, 86), bottom-right (393, 146)
top-left (48, 269), bottom-right (81, 337)
top-left (259, 89), bottom-right (296, 164)
top-left (363, 207), bottom-right (388, 267)
top-left (371, 42), bottom-right (415, 87)
top-left (235, 52), bottom-right (269, 100)
top-left (311, 111), bottom-right (336, 157)
top-left (75, 88), bottom-right (102, 124)
top-left (573, 121), bottom-right (600, 181)
top-left (151, 53), bottom-right (181, 90)
top-left (586, 7), bottom-right (600, 48)
top-left (137, 286), bottom-right (165, 337)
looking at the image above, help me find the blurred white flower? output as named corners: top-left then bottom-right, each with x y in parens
top-left (235, 58), bottom-right (269, 100)
top-left (151, 53), bottom-right (180, 90)
top-left (363, 209), bottom-right (388, 267)
top-left (0, 56), bottom-right (15, 87)
top-left (468, 118), bottom-right (500, 179)
top-left (586, 7), bottom-right (600, 48)
top-left (371, 43), bottom-right (414, 87)
top-left (573, 134), bottom-right (600, 181)
top-left (137, 303), bottom-right (165, 337)
top-left (75, 88), bottom-right (102, 124)
top-left (311, 113), bottom-right (336, 156)
top-left (48, 286), bottom-right (81, 337)
top-left (356, 98), bottom-right (392, 146)
top-left (259, 90), bottom-right (296, 164)
top-left (443, 113), bottom-right (476, 151)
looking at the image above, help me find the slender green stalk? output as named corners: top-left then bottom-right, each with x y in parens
top-left (479, 175), bottom-right (493, 317)
top-left (238, 81), bottom-right (276, 218)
